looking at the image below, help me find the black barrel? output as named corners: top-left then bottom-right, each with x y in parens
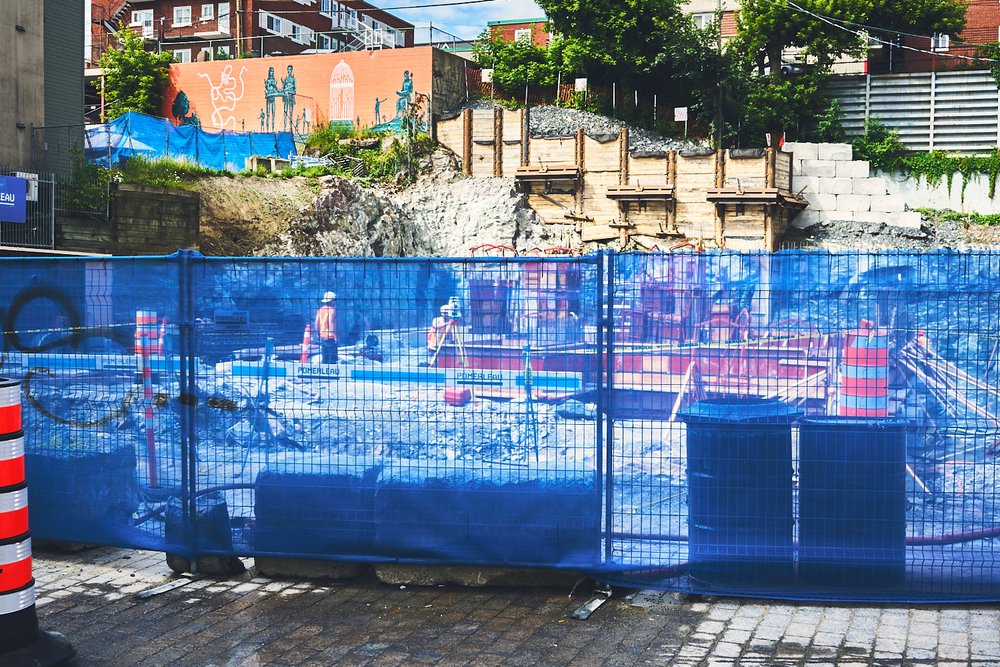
top-left (798, 417), bottom-right (907, 588)
top-left (679, 398), bottom-right (801, 587)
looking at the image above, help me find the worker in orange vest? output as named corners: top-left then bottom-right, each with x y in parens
top-left (426, 304), bottom-right (451, 359)
top-left (315, 291), bottom-right (338, 364)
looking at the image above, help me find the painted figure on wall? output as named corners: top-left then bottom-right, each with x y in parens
top-left (282, 65), bottom-right (297, 131)
top-left (374, 98), bottom-right (387, 125)
top-left (170, 91), bottom-right (201, 126)
top-left (264, 67), bottom-right (280, 132)
top-left (259, 108), bottom-right (266, 132)
top-left (394, 70), bottom-right (414, 120)
top-left (329, 60), bottom-right (356, 123)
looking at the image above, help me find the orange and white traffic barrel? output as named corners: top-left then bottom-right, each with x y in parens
top-left (134, 310), bottom-right (159, 355)
top-left (0, 377), bottom-right (75, 665)
top-left (838, 323), bottom-right (889, 417)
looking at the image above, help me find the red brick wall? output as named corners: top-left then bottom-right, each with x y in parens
top-left (489, 21), bottom-right (550, 48)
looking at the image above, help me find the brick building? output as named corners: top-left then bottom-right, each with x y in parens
top-left (486, 18), bottom-right (552, 48)
top-left (88, 0), bottom-right (414, 66)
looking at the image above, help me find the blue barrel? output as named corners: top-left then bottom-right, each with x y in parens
top-left (679, 398), bottom-right (801, 588)
top-left (798, 417), bottom-right (907, 588)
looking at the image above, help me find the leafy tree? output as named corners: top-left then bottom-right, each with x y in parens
top-left (733, 0), bottom-right (967, 144)
top-left (473, 33), bottom-right (560, 92)
top-left (98, 26), bottom-right (176, 120)
top-left (535, 0), bottom-right (728, 117)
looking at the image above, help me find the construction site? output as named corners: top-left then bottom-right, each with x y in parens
top-left (0, 244), bottom-right (995, 602)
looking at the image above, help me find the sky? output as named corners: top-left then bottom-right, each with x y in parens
top-left (380, 0), bottom-right (546, 42)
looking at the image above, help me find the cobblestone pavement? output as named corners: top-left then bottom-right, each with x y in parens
top-left (29, 547), bottom-right (1000, 666)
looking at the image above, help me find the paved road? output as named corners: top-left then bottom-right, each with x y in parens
top-left (29, 547), bottom-right (1000, 666)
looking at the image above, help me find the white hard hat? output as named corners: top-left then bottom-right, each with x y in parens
top-left (322, 291), bottom-right (336, 303)
top-left (440, 304), bottom-right (449, 312)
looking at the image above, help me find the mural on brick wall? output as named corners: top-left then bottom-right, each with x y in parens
top-left (163, 48), bottom-right (436, 133)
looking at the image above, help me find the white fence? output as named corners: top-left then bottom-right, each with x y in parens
top-left (828, 70), bottom-right (1000, 154)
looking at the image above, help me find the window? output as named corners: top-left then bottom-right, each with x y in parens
top-left (218, 3), bottom-right (230, 32)
top-left (320, 0), bottom-right (337, 16)
top-left (931, 32), bottom-right (949, 50)
top-left (130, 9), bottom-right (154, 37)
top-left (291, 23), bottom-right (302, 42)
top-left (692, 13), bottom-right (714, 30)
top-left (318, 33), bottom-right (332, 49)
top-left (173, 48), bottom-right (192, 63)
top-left (201, 4), bottom-right (214, 20)
top-left (514, 28), bottom-right (532, 43)
top-left (173, 6), bottom-right (192, 27)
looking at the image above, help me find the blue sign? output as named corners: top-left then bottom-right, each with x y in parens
top-left (0, 176), bottom-right (26, 223)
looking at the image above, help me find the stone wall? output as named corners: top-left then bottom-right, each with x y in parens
top-left (783, 142), bottom-right (922, 229)
top-left (58, 184), bottom-right (199, 255)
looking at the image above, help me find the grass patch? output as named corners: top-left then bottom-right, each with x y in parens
top-left (916, 207), bottom-right (1000, 227)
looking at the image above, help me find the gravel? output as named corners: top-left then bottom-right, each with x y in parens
top-left (462, 101), bottom-right (705, 154)
top-left (783, 217), bottom-right (999, 251)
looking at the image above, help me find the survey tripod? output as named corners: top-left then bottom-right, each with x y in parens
top-left (427, 315), bottom-right (469, 369)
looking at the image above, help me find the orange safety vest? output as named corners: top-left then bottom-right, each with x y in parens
top-left (315, 305), bottom-right (337, 341)
top-left (427, 316), bottom-right (448, 350)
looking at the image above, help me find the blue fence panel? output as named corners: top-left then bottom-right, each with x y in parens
top-left (4, 250), bottom-right (1000, 601)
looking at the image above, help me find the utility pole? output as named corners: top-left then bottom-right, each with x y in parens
top-left (235, 0), bottom-right (242, 58)
top-left (715, 0), bottom-right (724, 149)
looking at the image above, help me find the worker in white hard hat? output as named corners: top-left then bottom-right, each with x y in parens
top-left (426, 303), bottom-right (451, 359)
top-left (315, 291), bottom-right (338, 364)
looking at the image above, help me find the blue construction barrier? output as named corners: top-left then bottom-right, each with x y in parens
top-left (85, 112), bottom-right (296, 172)
top-left (2, 250), bottom-right (1000, 601)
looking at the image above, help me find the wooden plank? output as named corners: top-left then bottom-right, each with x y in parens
top-left (581, 224), bottom-right (618, 242)
top-left (526, 136), bottom-right (578, 164)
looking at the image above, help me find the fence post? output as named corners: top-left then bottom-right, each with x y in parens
top-left (603, 251), bottom-right (616, 564)
top-left (48, 172), bottom-right (55, 249)
top-left (177, 250), bottom-right (197, 561)
top-left (929, 71), bottom-right (937, 151)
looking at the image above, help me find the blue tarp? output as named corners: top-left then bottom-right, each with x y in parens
top-left (85, 112), bottom-right (296, 172)
top-left (3, 250), bottom-right (1000, 602)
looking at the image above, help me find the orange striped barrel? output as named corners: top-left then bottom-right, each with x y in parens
top-left (839, 326), bottom-right (889, 417)
top-left (0, 378), bottom-right (36, 653)
top-left (134, 310), bottom-right (159, 355)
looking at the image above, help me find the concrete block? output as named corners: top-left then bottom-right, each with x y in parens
top-left (791, 159), bottom-right (805, 177)
top-left (818, 143), bottom-right (853, 161)
top-left (838, 194), bottom-right (871, 212)
top-left (805, 193), bottom-right (838, 211)
top-left (783, 142), bottom-right (818, 161)
top-left (871, 194), bottom-right (907, 213)
top-left (374, 565), bottom-right (585, 588)
top-left (836, 160), bottom-right (871, 179)
top-left (894, 211), bottom-right (923, 229)
top-left (790, 209), bottom-right (823, 229)
top-left (851, 211), bottom-right (885, 224)
top-left (800, 159), bottom-right (838, 178)
top-left (256, 557), bottom-right (368, 580)
top-left (853, 177), bottom-right (888, 196)
top-left (793, 175), bottom-right (822, 194)
top-left (819, 177), bottom-right (853, 195)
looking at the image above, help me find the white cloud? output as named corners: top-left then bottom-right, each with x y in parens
top-left (386, 0), bottom-right (545, 40)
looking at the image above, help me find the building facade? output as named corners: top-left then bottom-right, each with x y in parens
top-left (89, 0), bottom-right (414, 66)
top-left (1, 0), bottom-right (85, 170)
top-left (487, 18), bottom-right (552, 48)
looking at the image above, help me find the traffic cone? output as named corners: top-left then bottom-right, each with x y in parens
top-left (0, 377), bottom-right (75, 666)
top-left (300, 324), bottom-right (312, 364)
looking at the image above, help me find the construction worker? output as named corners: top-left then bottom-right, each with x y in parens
top-left (426, 304), bottom-right (451, 358)
top-left (315, 291), bottom-right (338, 364)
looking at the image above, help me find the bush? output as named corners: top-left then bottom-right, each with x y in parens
top-left (852, 117), bottom-right (907, 172)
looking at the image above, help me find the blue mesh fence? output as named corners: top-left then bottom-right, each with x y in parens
top-left (85, 112), bottom-right (296, 172)
top-left (3, 250), bottom-right (1000, 601)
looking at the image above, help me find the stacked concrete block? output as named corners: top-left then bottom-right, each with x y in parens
top-left (783, 142), bottom-right (922, 230)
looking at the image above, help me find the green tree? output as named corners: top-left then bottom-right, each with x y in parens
top-left (473, 33), bottom-right (560, 92)
top-left (733, 0), bottom-right (966, 144)
top-left (98, 26), bottom-right (176, 120)
top-left (535, 0), bottom-right (727, 117)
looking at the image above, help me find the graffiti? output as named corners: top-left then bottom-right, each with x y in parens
top-left (170, 91), bottom-right (201, 127)
top-left (329, 60), bottom-right (355, 124)
top-left (197, 64), bottom-right (247, 130)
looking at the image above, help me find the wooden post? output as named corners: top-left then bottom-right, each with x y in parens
top-left (619, 128), bottom-right (629, 185)
top-left (666, 150), bottom-right (677, 234)
top-left (765, 147), bottom-right (776, 188)
top-left (764, 148), bottom-right (777, 250)
top-left (714, 149), bottom-right (725, 247)
top-left (462, 108), bottom-right (472, 175)
top-left (521, 108), bottom-right (530, 166)
top-left (494, 107), bottom-right (503, 177)
top-left (575, 129), bottom-right (585, 216)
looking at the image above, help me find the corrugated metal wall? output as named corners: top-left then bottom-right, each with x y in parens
top-left (828, 70), bottom-right (1000, 154)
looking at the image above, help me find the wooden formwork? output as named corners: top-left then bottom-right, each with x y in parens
top-left (435, 111), bottom-right (807, 250)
